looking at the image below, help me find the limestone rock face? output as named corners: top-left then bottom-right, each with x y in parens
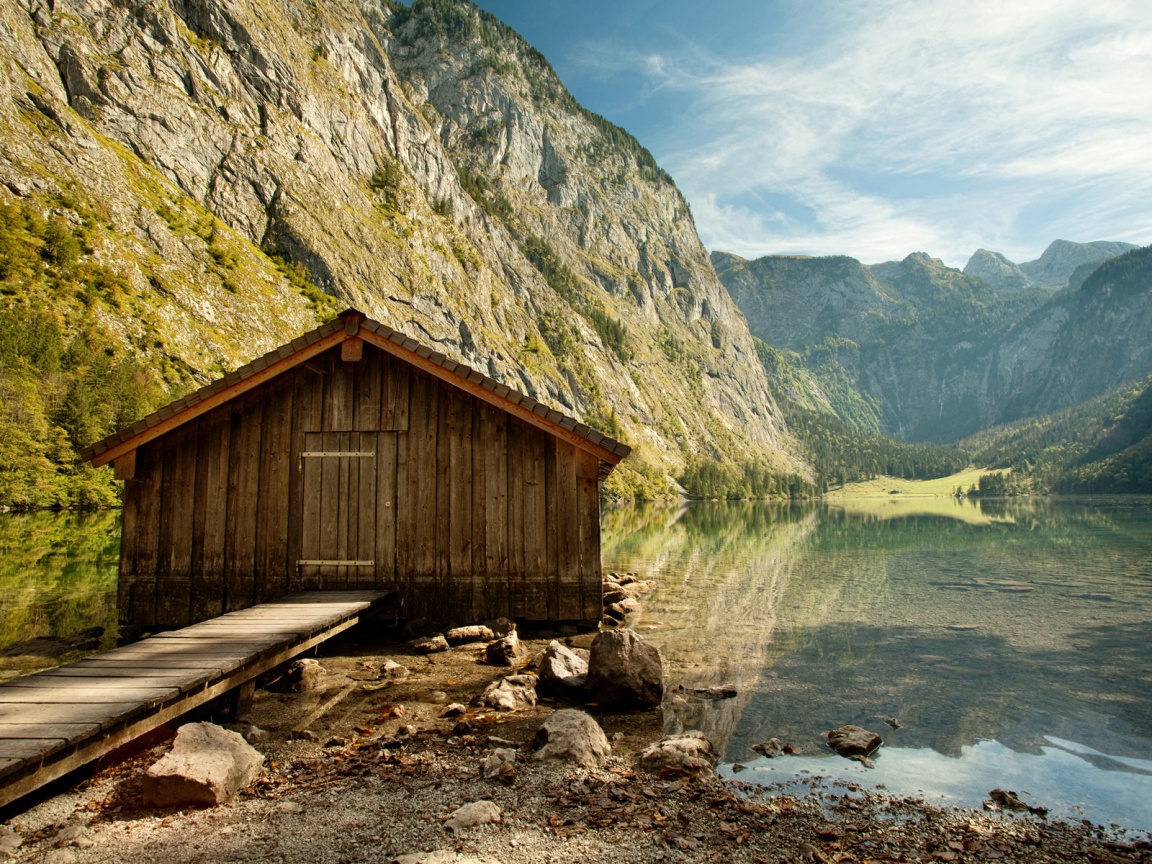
top-left (963, 249), bottom-right (1030, 292)
top-left (143, 722), bottom-right (264, 807)
top-left (1018, 240), bottom-right (1138, 287)
top-left (531, 709), bottom-right (610, 769)
top-left (584, 628), bottom-right (663, 708)
top-left (719, 244), bottom-right (1152, 442)
top-left (0, 0), bottom-right (805, 497)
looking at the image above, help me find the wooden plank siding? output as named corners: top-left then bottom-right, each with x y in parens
top-left (120, 342), bottom-right (603, 629)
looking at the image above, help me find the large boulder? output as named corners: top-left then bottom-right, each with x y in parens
top-left (531, 709), bottom-right (610, 769)
top-left (143, 722), bottom-right (264, 807)
top-left (536, 641), bottom-right (588, 691)
top-left (639, 731), bottom-right (717, 777)
top-left (478, 674), bottom-right (537, 711)
top-left (584, 628), bottom-right (663, 708)
top-left (824, 725), bottom-right (882, 757)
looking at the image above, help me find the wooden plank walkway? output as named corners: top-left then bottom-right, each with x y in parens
top-left (0, 590), bottom-right (388, 809)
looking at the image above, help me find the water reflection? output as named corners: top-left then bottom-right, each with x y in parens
top-left (0, 511), bottom-right (120, 680)
top-left (602, 497), bottom-right (1152, 830)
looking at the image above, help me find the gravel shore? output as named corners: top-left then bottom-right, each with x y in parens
top-left (2, 626), bottom-right (1148, 864)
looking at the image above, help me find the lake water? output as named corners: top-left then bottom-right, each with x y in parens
top-left (3, 499), bottom-right (1150, 833)
top-left (602, 497), bottom-right (1152, 835)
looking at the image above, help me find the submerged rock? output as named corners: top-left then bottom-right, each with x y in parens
top-left (824, 725), bottom-right (882, 758)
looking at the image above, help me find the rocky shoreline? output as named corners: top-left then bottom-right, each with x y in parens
top-left (1, 577), bottom-right (1150, 864)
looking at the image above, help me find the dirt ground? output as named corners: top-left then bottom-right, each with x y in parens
top-left (1, 621), bottom-right (1149, 864)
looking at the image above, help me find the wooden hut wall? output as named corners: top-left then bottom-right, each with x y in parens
top-left (118, 342), bottom-right (604, 628)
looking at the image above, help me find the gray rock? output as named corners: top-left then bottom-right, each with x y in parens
top-left (478, 675), bottom-right (537, 711)
top-left (244, 725), bottom-right (271, 744)
top-left (444, 799), bottom-right (501, 831)
top-left (584, 628), bottom-right (664, 708)
top-left (480, 747), bottom-right (518, 781)
top-left (267, 658), bottom-right (327, 693)
top-left (530, 709), bottom-right (610, 769)
top-left (441, 703), bottom-right (467, 718)
top-left (143, 722), bottom-right (264, 807)
top-left (446, 625), bottom-right (495, 645)
top-left (411, 634), bottom-right (449, 654)
top-left (482, 617), bottom-right (516, 637)
top-left (485, 631), bottom-right (523, 666)
top-left (381, 659), bottom-right (410, 679)
top-left (639, 731), bottom-right (718, 777)
top-left (824, 725), bottom-right (883, 757)
top-left (536, 640), bottom-right (588, 690)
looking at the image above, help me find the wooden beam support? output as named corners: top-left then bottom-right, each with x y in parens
top-left (341, 337), bottom-right (364, 363)
top-left (113, 450), bottom-right (137, 481)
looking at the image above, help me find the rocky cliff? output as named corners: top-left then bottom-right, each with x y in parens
top-left (0, 0), bottom-right (803, 504)
top-left (963, 240), bottom-right (1137, 291)
top-left (717, 244), bottom-right (1152, 443)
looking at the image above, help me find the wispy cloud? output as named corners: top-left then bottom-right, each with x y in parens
top-left (579, 0), bottom-right (1152, 265)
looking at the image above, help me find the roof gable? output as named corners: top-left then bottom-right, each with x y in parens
top-left (81, 309), bottom-right (631, 474)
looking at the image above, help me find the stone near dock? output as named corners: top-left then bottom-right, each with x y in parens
top-left (380, 658), bottom-right (410, 679)
top-left (446, 625), bottom-right (495, 645)
top-left (478, 674), bottom-right (537, 711)
top-left (143, 722), bottom-right (264, 807)
top-left (411, 633), bottom-right (449, 654)
top-left (485, 631), bottom-right (523, 665)
top-left (536, 640), bottom-right (588, 691)
top-left (584, 628), bottom-right (664, 708)
top-left (639, 731), bottom-right (718, 777)
top-left (531, 709), bottom-right (610, 769)
top-left (482, 617), bottom-right (516, 637)
top-left (824, 725), bottom-right (882, 757)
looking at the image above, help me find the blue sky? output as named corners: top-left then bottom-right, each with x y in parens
top-left (470, 0), bottom-right (1151, 268)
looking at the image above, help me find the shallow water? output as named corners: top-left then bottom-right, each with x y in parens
top-left (602, 497), bottom-right (1152, 833)
top-left (0, 511), bottom-right (120, 680)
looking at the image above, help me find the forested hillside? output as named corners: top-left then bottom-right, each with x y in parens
top-left (0, 0), bottom-right (806, 507)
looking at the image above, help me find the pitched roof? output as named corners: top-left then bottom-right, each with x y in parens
top-left (80, 309), bottom-right (631, 475)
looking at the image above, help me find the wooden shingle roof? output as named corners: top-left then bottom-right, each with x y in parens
top-left (81, 309), bottom-right (631, 476)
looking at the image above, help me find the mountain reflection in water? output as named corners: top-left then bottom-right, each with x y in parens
top-left (601, 497), bottom-right (1152, 831)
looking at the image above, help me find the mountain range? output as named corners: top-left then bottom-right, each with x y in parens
top-left (0, 0), bottom-right (1147, 506)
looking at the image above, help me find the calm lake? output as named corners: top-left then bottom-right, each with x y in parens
top-left (2, 498), bottom-right (1150, 832)
top-left (601, 497), bottom-right (1152, 835)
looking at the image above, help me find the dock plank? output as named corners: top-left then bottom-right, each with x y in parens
top-left (0, 590), bottom-right (388, 809)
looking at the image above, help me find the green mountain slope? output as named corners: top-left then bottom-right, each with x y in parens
top-left (718, 244), bottom-right (1151, 448)
top-left (0, 0), bottom-right (806, 507)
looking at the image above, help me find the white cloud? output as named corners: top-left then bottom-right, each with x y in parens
top-left (600, 0), bottom-right (1152, 266)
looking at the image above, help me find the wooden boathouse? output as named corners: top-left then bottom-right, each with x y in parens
top-left (81, 309), bottom-right (630, 630)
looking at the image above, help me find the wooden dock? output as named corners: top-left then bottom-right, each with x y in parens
top-left (0, 590), bottom-right (388, 809)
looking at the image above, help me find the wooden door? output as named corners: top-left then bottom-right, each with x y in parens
top-left (298, 431), bottom-right (379, 587)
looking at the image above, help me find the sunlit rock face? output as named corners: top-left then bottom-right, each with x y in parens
top-left (717, 243), bottom-right (1152, 443)
top-left (0, 0), bottom-right (803, 494)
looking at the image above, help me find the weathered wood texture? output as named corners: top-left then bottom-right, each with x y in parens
top-left (0, 592), bottom-right (386, 810)
top-left (121, 344), bottom-right (603, 627)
